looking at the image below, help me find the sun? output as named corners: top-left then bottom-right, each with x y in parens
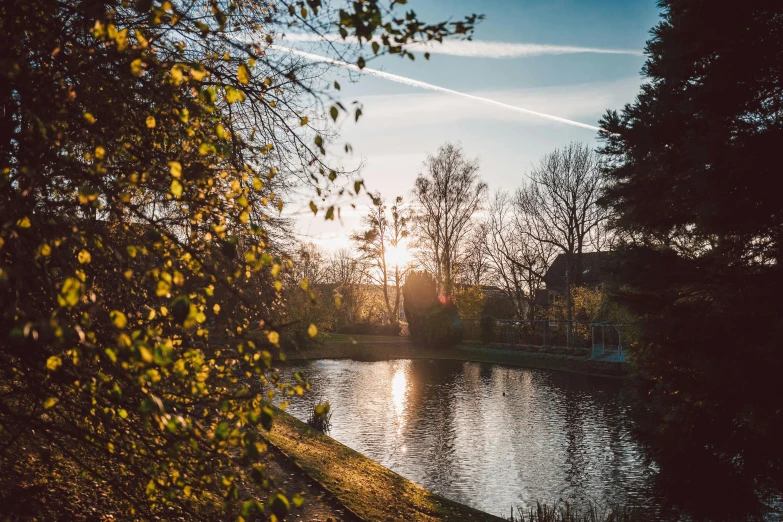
top-left (385, 243), bottom-right (411, 267)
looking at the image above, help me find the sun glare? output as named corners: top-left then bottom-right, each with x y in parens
top-left (385, 243), bottom-right (411, 267)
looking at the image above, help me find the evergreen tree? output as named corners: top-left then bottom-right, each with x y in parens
top-left (598, 0), bottom-right (783, 516)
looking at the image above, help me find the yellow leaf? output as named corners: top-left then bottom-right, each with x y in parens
top-left (156, 280), bottom-right (170, 297)
top-left (146, 115), bottom-right (156, 128)
top-left (16, 217), bottom-right (31, 229)
top-left (140, 346), bottom-right (154, 363)
top-left (274, 280), bottom-right (282, 291)
top-left (239, 211), bottom-right (249, 224)
top-left (46, 356), bottom-right (62, 371)
top-left (58, 278), bottom-right (81, 307)
top-left (225, 86), bottom-right (246, 104)
top-left (110, 310), bottom-right (128, 328)
top-left (77, 249), bottom-right (91, 264)
top-left (130, 58), bottom-right (143, 77)
top-left (134, 29), bottom-right (148, 48)
top-left (44, 397), bottom-right (58, 409)
top-left (213, 304), bottom-right (220, 314)
top-left (170, 65), bottom-right (184, 84)
top-left (267, 331), bottom-right (280, 345)
top-left (237, 63), bottom-right (250, 85)
top-left (170, 179), bottom-right (183, 198)
top-left (168, 161), bottom-right (182, 179)
top-left (39, 244), bottom-right (51, 256)
top-left (115, 28), bottom-right (129, 51)
top-left (94, 146), bottom-right (106, 159)
top-left (308, 324), bottom-right (318, 338)
top-left (300, 116), bottom-right (308, 126)
top-left (190, 67), bottom-right (208, 81)
top-left (84, 112), bottom-right (96, 124)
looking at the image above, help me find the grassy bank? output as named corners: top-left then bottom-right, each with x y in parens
top-left (284, 337), bottom-right (626, 378)
top-left (264, 410), bottom-right (505, 522)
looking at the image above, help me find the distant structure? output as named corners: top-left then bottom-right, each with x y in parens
top-left (539, 251), bottom-right (613, 305)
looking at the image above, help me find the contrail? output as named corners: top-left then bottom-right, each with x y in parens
top-left (271, 44), bottom-right (609, 133)
top-left (279, 33), bottom-right (643, 58)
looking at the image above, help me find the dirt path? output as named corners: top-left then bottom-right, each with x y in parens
top-left (263, 444), bottom-right (363, 522)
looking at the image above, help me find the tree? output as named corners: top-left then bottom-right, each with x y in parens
top-left (597, 0), bottom-right (783, 515)
top-left (0, 0), bottom-right (480, 518)
top-left (402, 270), bottom-right (462, 348)
top-left (351, 194), bottom-right (393, 323)
top-left (459, 222), bottom-right (491, 287)
top-left (412, 143), bottom-right (487, 297)
top-left (351, 194), bottom-right (411, 324)
top-left (325, 248), bottom-right (369, 325)
top-left (485, 190), bottom-right (555, 320)
top-left (516, 142), bottom-right (607, 344)
top-left (388, 196), bottom-right (412, 323)
top-left (292, 242), bottom-right (329, 287)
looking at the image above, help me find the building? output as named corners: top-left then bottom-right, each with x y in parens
top-left (540, 251), bottom-right (613, 303)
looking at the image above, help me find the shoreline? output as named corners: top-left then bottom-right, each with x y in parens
top-left (263, 409), bottom-right (506, 522)
top-left (282, 338), bottom-right (627, 379)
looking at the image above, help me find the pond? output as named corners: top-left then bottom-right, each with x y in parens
top-left (277, 358), bottom-right (668, 519)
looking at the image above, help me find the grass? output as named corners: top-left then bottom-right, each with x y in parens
top-left (505, 502), bottom-right (643, 522)
top-left (323, 333), bottom-right (409, 343)
top-left (264, 409), bottom-right (506, 522)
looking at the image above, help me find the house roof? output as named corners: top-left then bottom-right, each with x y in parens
top-left (544, 251), bottom-right (612, 294)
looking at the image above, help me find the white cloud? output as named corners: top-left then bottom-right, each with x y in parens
top-left (279, 33), bottom-right (643, 58)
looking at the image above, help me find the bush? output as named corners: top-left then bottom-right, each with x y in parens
top-left (403, 271), bottom-right (462, 349)
top-left (480, 315), bottom-right (495, 343)
top-left (306, 401), bottom-right (332, 433)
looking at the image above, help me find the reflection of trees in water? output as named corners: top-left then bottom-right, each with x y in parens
top-left (562, 390), bottom-right (589, 501)
top-left (286, 359), bottom-right (732, 519)
top-left (402, 361), bottom-right (463, 498)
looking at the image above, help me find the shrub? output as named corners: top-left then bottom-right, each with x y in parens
top-left (403, 271), bottom-right (462, 349)
top-left (306, 401), bottom-right (332, 433)
top-left (480, 315), bottom-right (495, 343)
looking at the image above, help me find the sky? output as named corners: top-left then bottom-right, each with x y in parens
top-left (282, 0), bottom-right (662, 252)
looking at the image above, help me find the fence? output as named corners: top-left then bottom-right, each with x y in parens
top-left (590, 322), bottom-right (624, 362)
top-left (462, 318), bottom-right (625, 361)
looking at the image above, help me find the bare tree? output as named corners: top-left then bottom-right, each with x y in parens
top-left (326, 248), bottom-right (369, 323)
top-left (459, 223), bottom-right (491, 287)
top-left (292, 242), bottom-right (329, 286)
top-left (485, 190), bottom-right (556, 320)
top-left (412, 143), bottom-right (487, 297)
top-left (389, 196), bottom-right (412, 322)
top-left (515, 142), bottom-right (608, 344)
top-left (350, 194), bottom-right (410, 324)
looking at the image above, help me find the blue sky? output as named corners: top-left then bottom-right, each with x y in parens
top-left (287, 0), bottom-right (661, 251)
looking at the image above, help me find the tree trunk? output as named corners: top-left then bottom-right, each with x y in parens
top-left (565, 259), bottom-right (573, 347)
top-left (393, 265), bottom-right (401, 323)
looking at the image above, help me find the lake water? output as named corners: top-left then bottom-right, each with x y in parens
top-left (277, 358), bottom-right (668, 519)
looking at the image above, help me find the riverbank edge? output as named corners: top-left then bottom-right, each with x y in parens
top-left (282, 339), bottom-right (627, 379)
top-left (263, 409), bottom-right (506, 522)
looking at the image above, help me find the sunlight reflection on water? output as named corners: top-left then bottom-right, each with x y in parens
top-left (277, 359), bottom-right (666, 519)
